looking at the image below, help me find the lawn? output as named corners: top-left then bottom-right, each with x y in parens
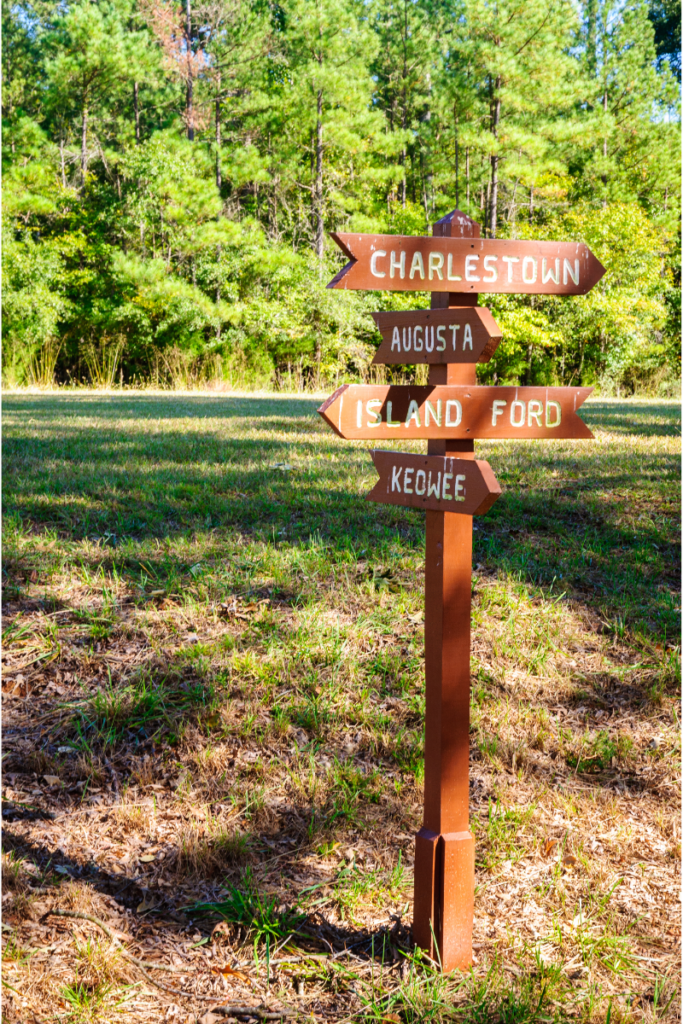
top-left (1, 391), bottom-right (680, 1024)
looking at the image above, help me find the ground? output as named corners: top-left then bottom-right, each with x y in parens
top-left (1, 390), bottom-right (680, 1024)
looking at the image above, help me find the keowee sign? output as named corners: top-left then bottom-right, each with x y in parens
top-left (328, 232), bottom-right (606, 295)
top-left (317, 209), bottom-right (601, 973)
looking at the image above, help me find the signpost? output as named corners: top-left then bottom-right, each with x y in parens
top-left (317, 208), bottom-right (599, 972)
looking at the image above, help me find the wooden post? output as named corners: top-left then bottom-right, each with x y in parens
top-left (412, 209), bottom-right (479, 971)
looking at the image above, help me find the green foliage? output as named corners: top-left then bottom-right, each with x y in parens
top-left (1, 0), bottom-right (679, 391)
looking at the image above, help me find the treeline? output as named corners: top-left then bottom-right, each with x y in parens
top-left (2, 0), bottom-right (681, 392)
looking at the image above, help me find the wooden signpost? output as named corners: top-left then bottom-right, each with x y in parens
top-left (318, 209), bottom-right (599, 972)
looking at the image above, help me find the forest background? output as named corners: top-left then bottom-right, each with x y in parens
top-left (2, 0), bottom-right (681, 394)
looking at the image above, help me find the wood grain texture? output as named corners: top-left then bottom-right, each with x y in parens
top-left (370, 307), bottom-right (502, 365)
top-left (327, 232), bottom-right (605, 295)
top-left (318, 384), bottom-right (594, 440)
top-left (366, 451), bottom-right (501, 515)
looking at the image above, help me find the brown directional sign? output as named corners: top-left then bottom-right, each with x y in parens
top-left (318, 384), bottom-right (593, 440)
top-left (371, 308), bottom-right (502, 365)
top-left (328, 233), bottom-right (605, 295)
top-left (367, 451), bottom-right (501, 515)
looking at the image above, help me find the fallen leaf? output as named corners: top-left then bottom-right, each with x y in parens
top-left (381, 1016), bottom-right (401, 1024)
top-left (139, 854), bottom-right (156, 863)
top-left (197, 1013), bottom-right (222, 1024)
top-left (211, 964), bottom-right (252, 984)
top-left (211, 922), bottom-right (232, 941)
top-left (542, 839), bottom-right (557, 858)
top-left (137, 895), bottom-right (158, 914)
top-left (562, 854), bottom-right (578, 870)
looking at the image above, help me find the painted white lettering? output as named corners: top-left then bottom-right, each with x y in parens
top-left (413, 325), bottom-right (423, 351)
top-left (450, 324), bottom-right (460, 350)
top-left (528, 400), bottom-right (542, 427)
top-left (483, 255), bottom-right (498, 281)
top-left (425, 400), bottom-right (441, 427)
top-left (405, 400), bottom-right (421, 428)
top-left (427, 471), bottom-right (441, 499)
top-left (563, 259), bottom-right (579, 286)
top-left (546, 400), bottom-right (562, 427)
top-left (465, 255), bottom-right (480, 281)
top-left (502, 256), bottom-right (519, 282)
top-left (428, 251), bottom-right (444, 280)
top-left (415, 470), bottom-right (426, 495)
top-left (403, 467), bottom-right (414, 493)
top-left (390, 250), bottom-right (406, 279)
top-left (445, 400), bottom-right (462, 427)
top-left (391, 327), bottom-right (401, 352)
top-left (463, 324), bottom-right (473, 350)
top-left (510, 400), bottom-right (526, 427)
top-left (391, 466), bottom-right (402, 492)
top-left (436, 325), bottom-right (446, 351)
top-left (370, 250), bottom-right (387, 277)
top-left (454, 474), bottom-right (466, 500)
top-left (357, 400), bottom-right (362, 429)
top-left (403, 327), bottom-right (411, 352)
top-left (491, 399), bottom-right (507, 426)
top-left (542, 258), bottom-right (559, 285)
top-left (425, 326), bottom-right (434, 353)
top-left (409, 251), bottom-right (425, 279)
top-left (366, 399), bottom-right (382, 427)
top-left (442, 473), bottom-right (453, 499)
top-left (386, 401), bottom-right (401, 428)
top-left (447, 253), bottom-right (462, 281)
top-left (522, 257), bottom-right (537, 284)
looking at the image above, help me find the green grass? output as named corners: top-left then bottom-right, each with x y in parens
top-left (2, 391), bottom-right (680, 1023)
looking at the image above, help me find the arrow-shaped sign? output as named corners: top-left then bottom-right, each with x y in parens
top-left (367, 451), bottom-right (501, 515)
top-left (328, 233), bottom-right (605, 295)
top-left (318, 384), bottom-right (593, 440)
top-left (371, 308), bottom-right (502, 365)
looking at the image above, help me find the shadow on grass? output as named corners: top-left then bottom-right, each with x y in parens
top-left (2, 394), bottom-right (680, 638)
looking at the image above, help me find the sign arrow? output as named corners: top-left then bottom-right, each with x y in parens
top-left (328, 233), bottom-right (605, 295)
top-left (367, 451), bottom-right (501, 515)
top-left (318, 384), bottom-right (594, 440)
top-left (371, 308), bottom-right (502, 365)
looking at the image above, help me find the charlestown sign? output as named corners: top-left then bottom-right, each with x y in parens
top-left (328, 232), bottom-right (606, 295)
top-left (317, 209), bottom-right (601, 973)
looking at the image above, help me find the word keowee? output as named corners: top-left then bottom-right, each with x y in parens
top-left (367, 451), bottom-right (501, 515)
top-left (318, 385), bottom-right (594, 440)
top-left (371, 308), bottom-right (501, 365)
top-left (328, 233), bottom-right (605, 295)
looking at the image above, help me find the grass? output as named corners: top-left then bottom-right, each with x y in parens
top-left (1, 391), bottom-right (680, 1024)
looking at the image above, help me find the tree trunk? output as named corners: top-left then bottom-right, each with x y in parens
top-left (134, 82), bottom-right (140, 144)
top-left (314, 87), bottom-right (324, 264)
top-left (489, 78), bottom-right (501, 238)
top-left (81, 104), bottom-right (88, 184)
top-left (466, 147), bottom-right (470, 208)
top-left (186, 0), bottom-right (194, 141)
top-left (215, 84), bottom-right (222, 192)
top-left (400, 0), bottom-right (408, 208)
top-left (602, 88), bottom-right (607, 204)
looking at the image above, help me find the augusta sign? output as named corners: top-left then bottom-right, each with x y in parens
top-left (317, 209), bottom-right (601, 973)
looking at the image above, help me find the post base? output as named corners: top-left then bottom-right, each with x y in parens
top-left (412, 827), bottom-right (474, 971)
